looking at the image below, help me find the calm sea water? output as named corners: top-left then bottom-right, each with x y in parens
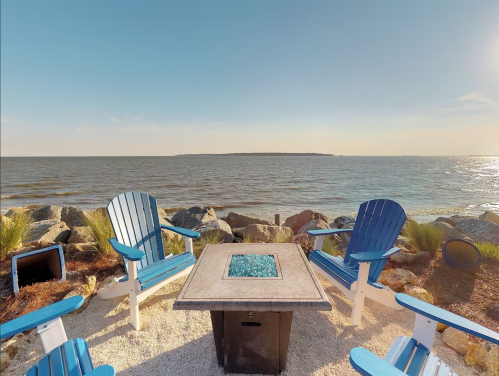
top-left (1, 156), bottom-right (498, 222)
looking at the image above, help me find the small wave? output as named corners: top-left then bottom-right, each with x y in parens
top-left (241, 201), bottom-right (267, 205)
top-left (1, 191), bottom-right (87, 200)
top-left (3, 182), bottom-right (62, 188)
top-left (287, 187), bottom-right (299, 190)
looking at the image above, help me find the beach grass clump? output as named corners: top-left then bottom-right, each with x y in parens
top-left (194, 231), bottom-right (223, 258)
top-left (84, 210), bottom-right (115, 255)
top-left (322, 236), bottom-right (344, 257)
top-left (0, 213), bottom-right (33, 258)
top-left (163, 236), bottom-right (186, 256)
top-left (475, 242), bottom-right (499, 261)
top-left (271, 231), bottom-right (294, 243)
top-left (239, 232), bottom-right (255, 243)
top-left (403, 219), bottom-right (442, 257)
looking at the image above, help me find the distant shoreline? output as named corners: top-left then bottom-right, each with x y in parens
top-left (175, 153), bottom-right (336, 157)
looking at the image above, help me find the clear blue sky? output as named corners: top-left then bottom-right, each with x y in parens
top-left (1, 0), bottom-right (498, 156)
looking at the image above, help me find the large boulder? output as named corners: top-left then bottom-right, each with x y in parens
top-left (442, 327), bottom-right (471, 355)
top-left (333, 216), bottom-right (356, 229)
top-left (434, 217), bottom-right (457, 226)
top-left (403, 284), bottom-right (433, 304)
top-left (395, 235), bottom-right (412, 250)
top-left (24, 220), bottom-right (71, 245)
top-left (29, 205), bottom-right (62, 222)
top-left (487, 345), bottom-right (499, 376)
top-left (192, 219), bottom-right (234, 243)
top-left (61, 207), bottom-right (87, 228)
top-left (225, 212), bottom-right (274, 228)
top-left (67, 226), bottom-right (94, 244)
top-left (297, 219), bottom-right (330, 235)
top-left (455, 219), bottom-right (499, 244)
top-left (160, 218), bottom-right (182, 242)
top-left (480, 211), bottom-right (499, 226)
top-left (5, 207), bottom-right (29, 217)
top-left (379, 268), bottom-right (418, 290)
top-left (171, 206), bottom-right (217, 229)
top-left (235, 224), bottom-right (293, 243)
top-left (465, 343), bottom-right (489, 369)
top-left (284, 210), bottom-right (329, 234)
top-left (430, 222), bottom-right (472, 242)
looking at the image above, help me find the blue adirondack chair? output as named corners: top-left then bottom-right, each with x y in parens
top-left (0, 296), bottom-right (115, 376)
top-left (97, 191), bottom-right (200, 330)
top-left (308, 199), bottom-right (407, 326)
top-left (350, 293), bottom-right (499, 376)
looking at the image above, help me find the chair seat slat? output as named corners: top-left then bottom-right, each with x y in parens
top-left (63, 339), bottom-right (82, 376)
top-left (421, 352), bottom-right (440, 376)
top-left (384, 336), bottom-right (411, 365)
top-left (49, 346), bottom-right (65, 376)
top-left (406, 344), bottom-right (429, 376)
top-left (393, 338), bottom-right (417, 372)
top-left (137, 253), bottom-right (194, 281)
top-left (75, 338), bottom-right (94, 374)
top-left (436, 361), bottom-right (452, 376)
top-left (25, 365), bottom-right (38, 376)
top-left (141, 259), bottom-right (196, 291)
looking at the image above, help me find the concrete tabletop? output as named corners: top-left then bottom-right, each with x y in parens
top-left (173, 243), bottom-right (332, 311)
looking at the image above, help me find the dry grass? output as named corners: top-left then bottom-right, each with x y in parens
top-left (271, 231), bottom-right (294, 243)
top-left (84, 210), bottom-right (115, 255)
top-left (322, 236), bottom-right (344, 257)
top-left (0, 213), bottom-right (33, 258)
top-left (0, 251), bottom-right (121, 325)
top-left (403, 218), bottom-right (443, 257)
top-left (162, 236), bottom-right (186, 256)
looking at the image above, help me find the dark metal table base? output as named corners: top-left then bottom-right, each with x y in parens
top-left (210, 311), bottom-right (293, 375)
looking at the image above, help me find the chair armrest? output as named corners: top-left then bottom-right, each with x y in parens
top-left (108, 239), bottom-right (145, 261)
top-left (395, 293), bottom-right (499, 345)
top-left (350, 348), bottom-right (407, 376)
top-left (85, 365), bottom-right (116, 376)
top-left (0, 296), bottom-right (84, 340)
top-left (350, 248), bottom-right (401, 262)
top-left (161, 225), bottom-right (201, 239)
top-left (307, 228), bottom-right (353, 237)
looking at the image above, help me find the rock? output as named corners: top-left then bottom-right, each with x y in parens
top-left (24, 220), bottom-right (71, 245)
top-left (442, 327), bottom-right (471, 355)
top-left (436, 322), bottom-right (449, 332)
top-left (61, 207), bottom-right (87, 228)
top-left (465, 343), bottom-right (489, 369)
top-left (480, 211), bottom-right (499, 226)
top-left (379, 268), bottom-right (418, 290)
top-left (430, 222), bottom-right (472, 242)
top-left (171, 206), bottom-right (217, 229)
top-left (64, 275), bottom-right (97, 313)
top-left (435, 217), bottom-right (457, 227)
top-left (390, 250), bottom-right (417, 263)
top-left (66, 242), bottom-right (98, 253)
top-left (403, 284), bottom-right (434, 304)
top-left (157, 206), bottom-right (168, 220)
top-left (68, 226), bottom-right (94, 243)
top-left (297, 219), bottom-right (330, 235)
top-left (284, 210), bottom-right (329, 234)
top-left (5, 207), bottom-right (29, 217)
top-left (487, 302), bottom-right (499, 321)
top-left (161, 222), bottom-right (182, 242)
top-left (455, 219), bottom-right (499, 244)
top-left (487, 345), bottom-right (499, 376)
top-left (192, 219), bottom-right (234, 243)
top-left (292, 233), bottom-right (310, 248)
top-left (29, 205), bottom-right (62, 222)
top-left (0, 351), bottom-right (11, 372)
top-left (333, 216), bottom-right (356, 229)
top-left (225, 212), bottom-right (274, 228)
top-left (395, 235), bottom-right (413, 250)
top-left (235, 224), bottom-right (293, 243)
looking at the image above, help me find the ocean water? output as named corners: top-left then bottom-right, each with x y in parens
top-left (1, 156), bottom-right (498, 222)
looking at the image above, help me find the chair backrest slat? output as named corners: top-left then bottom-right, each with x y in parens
top-left (107, 192), bottom-right (166, 273)
top-left (344, 199), bottom-right (406, 282)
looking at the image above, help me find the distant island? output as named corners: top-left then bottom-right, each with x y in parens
top-left (175, 153), bottom-right (335, 157)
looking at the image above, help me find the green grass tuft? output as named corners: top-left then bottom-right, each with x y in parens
top-left (403, 219), bottom-right (442, 257)
top-left (193, 231), bottom-right (223, 257)
top-left (84, 210), bottom-right (115, 255)
top-left (0, 213), bottom-right (33, 258)
top-left (163, 235), bottom-right (186, 256)
top-left (321, 236), bottom-right (344, 257)
top-left (475, 242), bottom-right (499, 261)
top-left (271, 231), bottom-right (294, 243)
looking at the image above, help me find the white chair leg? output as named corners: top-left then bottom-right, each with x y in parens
top-left (351, 262), bottom-right (370, 326)
top-left (313, 236), bottom-right (325, 251)
top-left (127, 260), bottom-right (140, 330)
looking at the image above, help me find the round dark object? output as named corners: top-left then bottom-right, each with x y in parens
top-left (442, 239), bottom-right (482, 272)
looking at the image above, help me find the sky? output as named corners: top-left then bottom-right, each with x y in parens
top-left (1, 0), bottom-right (499, 156)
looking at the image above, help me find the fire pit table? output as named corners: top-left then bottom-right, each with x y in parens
top-left (173, 243), bottom-right (332, 375)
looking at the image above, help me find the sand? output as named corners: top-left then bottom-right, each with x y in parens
top-left (3, 275), bottom-right (481, 376)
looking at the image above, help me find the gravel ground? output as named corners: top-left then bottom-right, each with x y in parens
top-left (4, 275), bottom-right (481, 376)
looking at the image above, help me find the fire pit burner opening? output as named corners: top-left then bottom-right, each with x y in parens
top-left (227, 254), bottom-right (279, 278)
